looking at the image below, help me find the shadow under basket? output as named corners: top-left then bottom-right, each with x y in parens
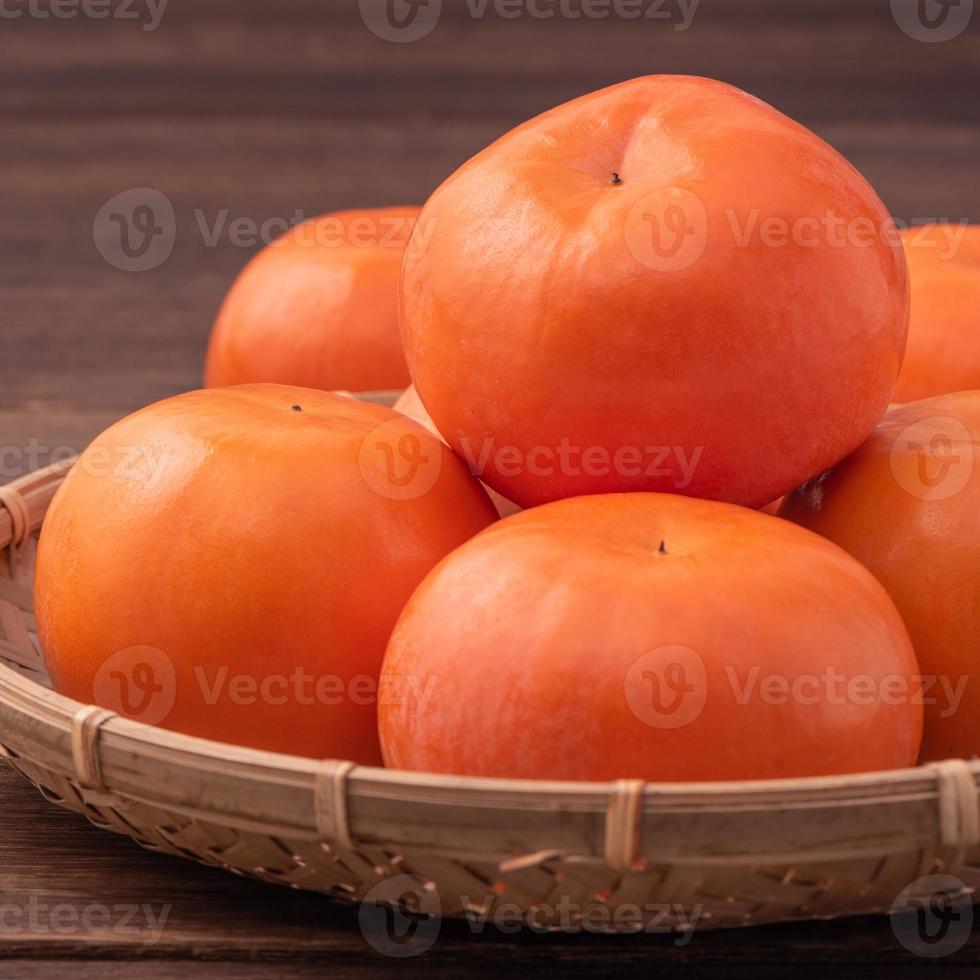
top-left (1, 425), bottom-right (979, 935)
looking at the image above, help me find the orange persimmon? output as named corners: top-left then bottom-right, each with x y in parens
top-left (894, 224), bottom-right (980, 402)
top-left (780, 391), bottom-right (980, 762)
top-left (379, 493), bottom-right (921, 781)
top-left (401, 76), bottom-right (908, 509)
top-left (35, 385), bottom-right (496, 763)
top-left (206, 207), bottom-right (420, 392)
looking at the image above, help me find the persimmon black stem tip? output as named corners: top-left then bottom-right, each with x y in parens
top-left (291, 404), bottom-right (303, 412)
top-left (611, 172), bottom-right (622, 185)
top-left (657, 540), bottom-right (667, 555)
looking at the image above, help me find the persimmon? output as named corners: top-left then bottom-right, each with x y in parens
top-left (758, 405), bottom-right (904, 516)
top-left (379, 494), bottom-right (921, 781)
top-left (394, 385), bottom-right (521, 518)
top-left (780, 392), bottom-right (980, 762)
top-left (894, 224), bottom-right (980, 402)
top-left (401, 75), bottom-right (908, 510)
top-left (205, 207), bottom-right (420, 392)
top-left (35, 385), bottom-right (496, 763)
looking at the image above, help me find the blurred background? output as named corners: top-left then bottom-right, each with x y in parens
top-left (1, 0), bottom-right (978, 474)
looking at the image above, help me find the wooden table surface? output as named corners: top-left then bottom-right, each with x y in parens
top-left (1, 0), bottom-right (978, 974)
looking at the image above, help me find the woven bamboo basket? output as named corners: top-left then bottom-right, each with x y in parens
top-left (1, 397), bottom-right (979, 935)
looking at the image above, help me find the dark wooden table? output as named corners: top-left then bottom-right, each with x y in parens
top-left (1, 1), bottom-right (978, 973)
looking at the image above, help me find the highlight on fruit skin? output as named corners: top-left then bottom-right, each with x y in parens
top-left (400, 75), bottom-right (909, 511)
top-left (379, 492), bottom-right (923, 782)
top-left (206, 206), bottom-right (421, 393)
top-left (780, 390), bottom-right (980, 764)
top-left (894, 224), bottom-right (980, 403)
top-left (33, 384), bottom-right (497, 765)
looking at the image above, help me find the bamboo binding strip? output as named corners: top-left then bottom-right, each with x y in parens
top-left (0, 457), bottom-right (978, 933)
top-left (0, 484), bottom-right (30, 572)
top-left (70, 705), bottom-right (118, 797)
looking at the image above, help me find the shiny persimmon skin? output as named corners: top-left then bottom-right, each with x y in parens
top-left (394, 385), bottom-right (521, 518)
top-left (401, 76), bottom-right (908, 510)
top-left (780, 392), bottom-right (980, 763)
top-left (35, 385), bottom-right (496, 763)
top-left (206, 207), bottom-right (419, 392)
top-left (894, 225), bottom-right (980, 403)
top-left (379, 494), bottom-right (921, 781)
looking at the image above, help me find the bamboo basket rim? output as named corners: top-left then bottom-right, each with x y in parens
top-left (2, 455), bottom-right (979, 876)
top-left (2, 648), bottom-right (973, 801)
